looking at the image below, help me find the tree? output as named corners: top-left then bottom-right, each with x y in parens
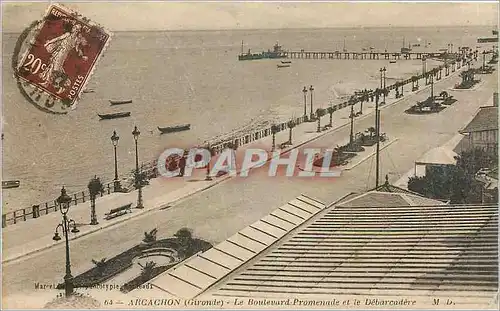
top-left (408, 148), bottom-right (495, 203)
top-left (175, 228), bottom-right (194, 258)
top-left (271, 124), bottom-right (280, 151)
top-left (139, 261), bottom-right (156, 280)
top-left (287, 119), bottom-right (296, 144)
top-left (326, 106), bottom-right (335, 128)
top-left (91, 258), bottom-right (107, 275)
top-left (142, 228), bottom-right (158, 244)
top-left (175, 227), bottom-right (193, 247)
top-left (88, 176), bottom-right (104, 225)
top-left (316, 108), bottom-right (326, 133)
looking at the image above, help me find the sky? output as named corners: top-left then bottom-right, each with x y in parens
top-left (2, 1), bottom-right (499, 32)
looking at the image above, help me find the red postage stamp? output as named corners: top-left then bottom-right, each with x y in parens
top-left (15, 4), bottom-right (111, 113)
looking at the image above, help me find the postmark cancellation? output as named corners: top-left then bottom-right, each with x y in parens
top-left (14, 3), bottom-right (111, 114)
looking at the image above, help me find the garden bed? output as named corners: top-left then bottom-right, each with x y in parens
top-left (58, 235), bottom-right (212, 290)
top-left (337, 143), bottom-right (365, 153)
top-left (454, 79), bottom-right (481, 90)
top-left (405, 105), bottom-right (446, 114)
top-left (313, 151), bottom-right (356, 167)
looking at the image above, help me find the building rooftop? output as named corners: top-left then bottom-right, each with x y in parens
top-left (133, 191), bottom-right (498, 307)
top-left (208, 201), bottom-right (497, 300)
top-left (459, 106), bottom-right (498, 134)
top-left (415, 147), bottom-right (458, 165)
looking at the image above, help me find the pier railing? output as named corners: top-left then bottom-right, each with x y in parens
top-left (2, 57), bottom-right (471, 228)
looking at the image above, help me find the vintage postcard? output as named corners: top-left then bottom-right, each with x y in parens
top-left (1, 1), bottom-right (499, 310)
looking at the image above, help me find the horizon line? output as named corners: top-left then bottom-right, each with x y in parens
top-left (3, 24), bottom-right (497, 34)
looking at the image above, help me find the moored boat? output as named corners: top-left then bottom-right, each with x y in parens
top-left (109, 99), bottom-right (133, 105)
top-left (389, 60), bottom-right (397, 64)
top-left (158, 124), bottom-right (191, 134)
top-left (277, 64), bottom-right (290, 68)
top-left (2, 180), bottom-right (20, 189)
top-left (83, 88), bottom-right (95, 93)
top-left (98, 112), bottom-right (131, 120)
top-left (281, 60), bottom-right (292, 64)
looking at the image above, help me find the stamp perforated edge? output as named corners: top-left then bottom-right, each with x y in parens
top-left (15, 2), bottom-right (114, 112)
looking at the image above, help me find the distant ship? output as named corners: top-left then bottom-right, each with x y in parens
top-left (478, 30), bottom-right (499, 43)
top-left (238, 41), bottom-right (287, 61)
top-left (400, 37), bottom-right (412, 53)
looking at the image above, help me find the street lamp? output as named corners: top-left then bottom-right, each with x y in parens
top-left (302, 86), bottom-right (308, 119)
top-left (132, 126), bottom-right (144, 209)
top-left (349, 99), bottom-right (355, 146)
top-left (309, 85), bottom-right (315, 120)
top-left (111, 130), bottom-right (121, 192)
top-left (52, 186), bottom-right (79, 297)
top-left (205, 144), bottom-right (213, 181)
top-left (379, 67), bottom-right (386, 104)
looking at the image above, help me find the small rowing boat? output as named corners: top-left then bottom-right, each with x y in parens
top-left (83, 88), bottom-right (95, 93)
top-left (389, 60), bottom-right (397, 64)
top-left (109, 99), bottom-right (133, 105)
top-left (281, 60), bottom-right (292, 64)
top-left (2, 180), bottom-right (20, 189)
top-left (98, 112), bottom-right (131, 120)
top-left (158, 124), bottom-right (191, 134)
top-left (277, 64), bottom-right (290, 68)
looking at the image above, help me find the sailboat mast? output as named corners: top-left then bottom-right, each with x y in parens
top-left (241, 40), bottom-right (244, 55)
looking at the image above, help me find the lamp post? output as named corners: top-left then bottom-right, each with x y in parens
top-left (309, 85), bottom-right (314, 120)
top-left (374, 90), bottom-right (381, 188)
top-left (430, 70), bottom-right (434, 99)
top-left (132, 126), bottom-right (144, 209)
top-left (52, 187), bottom-right (80, 297)
top-left (205, 144), bottom-right (213, 181)
top-left (349, 101), bottom-right (355, 146)
top-left (379, 67), bottom-right (386, 104)
top-left (422, 57), bottom-right (427, 76)
top-left (111, 130), bottom-right (121, 192)
top-left (302, 86), bottom-right (308, 119)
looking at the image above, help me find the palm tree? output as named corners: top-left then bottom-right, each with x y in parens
top-left (395, 82), bottom-right (401, 98)
top-left (88, 176), bottom-right (103, 225)
top-left (326, 106), bottom-right (335, 128)
top-left (287, 119), bottom-right (296, 144)
top-left (316, 108), bottom-right (326, 132)
top-left (142, 228), bottom-right (158, 244)
top-left (271, 124), bottom-right (280, 151)
top-left (411, 75), bottom-right (419, 91)
top-left (91, 258), bottom-right (107, 275)
top-left (367, 126), bottom-right (376, 139)
top-left (139, 261), bottom-right (156, 280)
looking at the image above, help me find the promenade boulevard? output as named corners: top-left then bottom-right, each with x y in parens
top-left (3, 62), bottom-right (497, 304)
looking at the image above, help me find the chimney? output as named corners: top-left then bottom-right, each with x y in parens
top-left (494, 92), bottom-right (498, 107)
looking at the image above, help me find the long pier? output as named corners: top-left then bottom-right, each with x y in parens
top-left (285, 50), bottom-right (467, 61)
